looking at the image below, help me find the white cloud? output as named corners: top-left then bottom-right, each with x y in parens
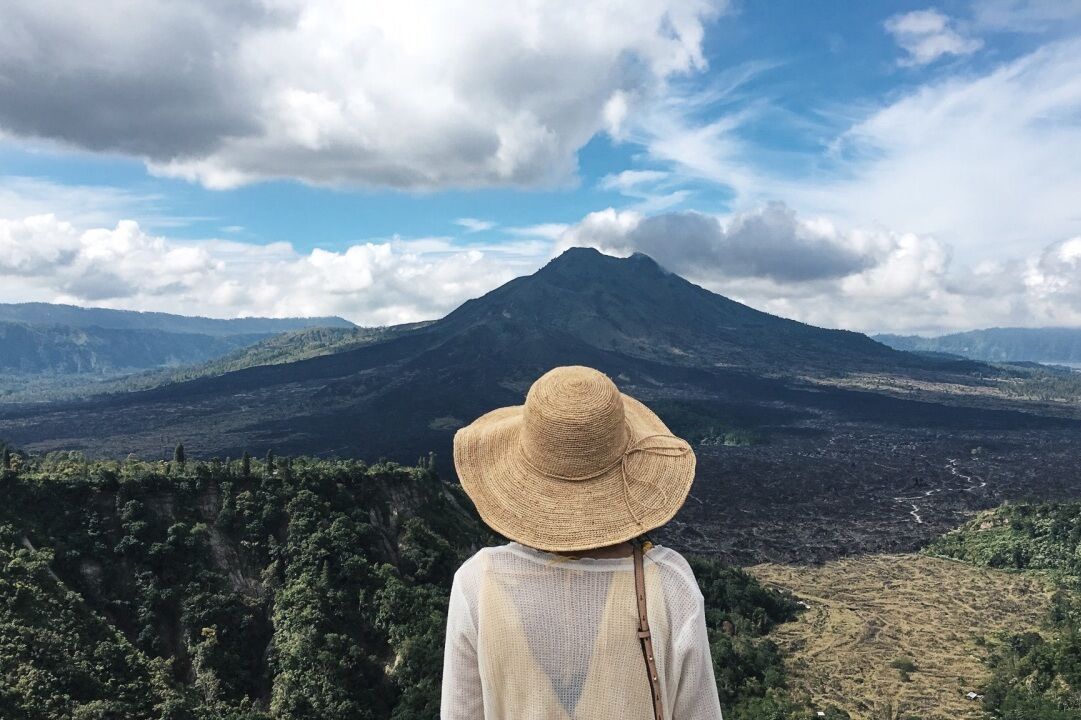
top-left (592, 34), bottom-right (1080, 279)
top-left (884, 9), bottom-right (982, 67)
top-left (784, 37), bottom-right (1081, 268)
top-left (0, 214), bottom-right (540, 325)
top-left (454, 218), bottom-right (496, 233)
top-left (0, 176), bottom-right (177, 230)
top-left (598, 168), bottom-right (690, 213)
top-left (505, 223), bottom-right (571, 240)
top-left (557, 204), bottom-right (882, 282)
top-left (3, 203), bottom-right (1080, 334)
top-left (553, 205), bottom-right (1081, 334)
top-left (606, 60), bottom-right (781, 205)
top-left (0, 0), bottom-right (722, 190)
top-left (599, 170), bottom-right (671, 192)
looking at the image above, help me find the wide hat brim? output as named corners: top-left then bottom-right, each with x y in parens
top-left (453, 393), bottom-right (696, 552)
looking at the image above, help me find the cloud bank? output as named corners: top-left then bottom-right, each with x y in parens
top-left (3, 204), bottom-right (1078, 335)
top-left (0, 0), bottom-right (720, 189)
top-left (0, 214), bottom-right (540, 325)
top-left (555, 204), bottom-right (1081, 333)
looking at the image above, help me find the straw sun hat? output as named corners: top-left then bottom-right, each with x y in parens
top-left (453, 365), bottom-right (696, 552)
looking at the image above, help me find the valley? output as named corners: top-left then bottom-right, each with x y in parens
top-left (2, 248), bottom-right (1081, 719)
top-left (2, 248), bottom-right (1080, 571)
top-left (749, 554), bottom-right (1054, 720)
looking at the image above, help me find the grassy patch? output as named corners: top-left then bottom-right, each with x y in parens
top-left (748, 553), bottom-right (1053, 719)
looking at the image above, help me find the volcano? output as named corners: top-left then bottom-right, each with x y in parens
top-left (0, 247), bottom-right (1048, 463)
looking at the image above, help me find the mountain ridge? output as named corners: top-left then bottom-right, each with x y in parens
top-left (0, 321), bottom-right (267, 375)
top-left (876, 326), bottom-right (1081, 365)
top-left (0, 301), bottom-right (355, 336)
top-left (1, 246), bottom-right (1067, 461)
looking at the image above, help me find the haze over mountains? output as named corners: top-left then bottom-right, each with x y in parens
top-left (1, 247), bottom-right (1076, 466)
top-left (876, 327), bottom-right (1081, 366)
top-left (0, 303), bottom-right (354, 336)
top-left (0, 303), bottom-right (355, 376)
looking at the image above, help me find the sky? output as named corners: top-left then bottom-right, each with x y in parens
top-left (1, 0), bottom-right (1081, 335)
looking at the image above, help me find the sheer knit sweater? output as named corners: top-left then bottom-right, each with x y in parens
top-left (440, 542), bottom-right (724, 720)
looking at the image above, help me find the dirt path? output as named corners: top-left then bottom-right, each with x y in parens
top-left (749, 553), bottom-right (1053, 720)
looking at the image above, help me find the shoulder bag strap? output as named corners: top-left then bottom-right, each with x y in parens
top-left (633, 542), bottom-right (665, 720)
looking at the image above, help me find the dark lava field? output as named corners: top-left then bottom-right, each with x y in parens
top-left (664, 424), bottom-right (1081, 565)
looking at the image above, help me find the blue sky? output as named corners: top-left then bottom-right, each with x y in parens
top-left (2, 0), bottom-right (1080, 333)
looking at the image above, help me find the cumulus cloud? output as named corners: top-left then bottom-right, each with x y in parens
top-left (0, 214), bottom-right (542, 325)
top-left (594, 35), bottom-right (1081, 273)
top-left (884, 9), bottom-right (982, 66)
top-left (1021, 236), bottom-right (1081, 324)
top-left (0, 0), bottom-right (721, 190)
top-left (553, 204), bottom-right (1081, 334)
top-left (556, 203), bottom-right (875, 282)
top-left (3, 204), bottom-right (1081, 334)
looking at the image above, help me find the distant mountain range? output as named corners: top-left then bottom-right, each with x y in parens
top-left (875, 327), bottom-right (1081, 365)
top-left (0, 302), bottom-right (354, 336)
top-left (0, 303), bottom-right (357, 378)
top-left (0, 322), bottom-right (267, 375)
top-left (5, 246), bottom-right (1073, 463)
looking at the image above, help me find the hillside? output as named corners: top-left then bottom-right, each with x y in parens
top-left (876, 327), bottom-right (1081, 365)
top-left (0, 322), bottom-right (431, 403)
top-left (0, 321), bottom-right (265, 374)
top-left (0, 451), bottom-right (806, 720)
top-left (926, 502), bottom-right (1081, 717)
top-left (926, 501), bottom-right (1081, 575)
top-left (437, 248), bottom-right (911, 370)
top-left (746, 504), bottom-right (1081, 719)
top-left (0, 303), bottom-right (365, 402)
top-left (4, 246), bottom-right (1066, 463)
top-left (182, 322), bottom-right (432, 372)
top-left (750, 553), bottom-right (1053, 720)
top-left (0, 302), bottom-right (355, 336)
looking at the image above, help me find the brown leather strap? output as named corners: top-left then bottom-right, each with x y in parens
top-left (633, 542), bottom-right (665, 720)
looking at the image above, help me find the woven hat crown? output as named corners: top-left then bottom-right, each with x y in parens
top-left (519, 366), bottom-right (628, 481)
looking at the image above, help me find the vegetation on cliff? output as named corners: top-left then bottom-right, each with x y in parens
top-left (927, 502), bottom-right (1081, 717)
top-left (0, 446), bottom-right (806, 719)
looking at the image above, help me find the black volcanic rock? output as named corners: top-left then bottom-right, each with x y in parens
top-left (0, 247), bottom-right (1024, 461)
top-left (438, 246), bottom-right (902, 370)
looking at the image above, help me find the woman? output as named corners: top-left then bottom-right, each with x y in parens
top-left (441, 365), bottom-right (724, 719)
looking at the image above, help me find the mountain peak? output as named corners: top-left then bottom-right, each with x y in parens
top-left (542, 246), bottom-right (667, 278)
top-left (545, 245), bottom-right (605, 266)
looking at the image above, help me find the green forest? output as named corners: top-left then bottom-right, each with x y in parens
top-left (0, 442), bottom-right (809, 720)
top-left (927, 502), bottom-right (1081, 717)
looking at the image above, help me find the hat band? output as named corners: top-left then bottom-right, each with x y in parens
top-left (517, 421), bottom-right (692, 525)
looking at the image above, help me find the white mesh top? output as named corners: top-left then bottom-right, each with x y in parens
top-left (440, 542), bottom-right (724, 719)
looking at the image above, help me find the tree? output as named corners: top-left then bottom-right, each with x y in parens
top-left (174, 443), bottom-right (186, 468)
top-left (241, 451), bottom-right (251, 479)
top-left (264, 449), bottom-right (275, 475)
top-left (2, 446), bottom-right (10, 470)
